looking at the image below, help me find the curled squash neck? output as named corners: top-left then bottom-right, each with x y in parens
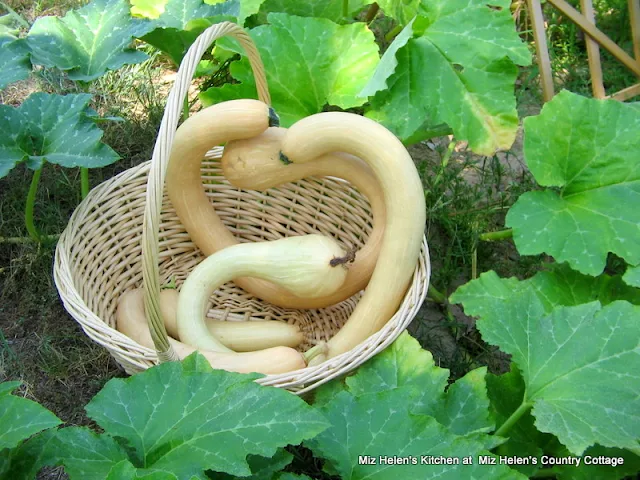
top-left (280, 112), bottom-right (426, 360)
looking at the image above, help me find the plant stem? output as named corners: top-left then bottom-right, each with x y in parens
top-left (80, 168), bottom-right (89, 199)
top-left (427, 284), bottom-right (446, 304)
top-left (471, 246), bottom-right (478, 279)
top-left (182, 96), bottom-right (190, 122)
top-left (365, 3), bottom-right (379, 22)
top-left (494, 400), bottom-right (533, 437)
top-left (479, 228), bottom-right (513, 242)
top-left (0, 234), bottom-right (60, 244)
top-left (433, 140), bottom-right (456, 187)
top-left (385, 24), bottom-right (403, 42)
top-left (342, 0), bottom-right (349, 19)
top-left (25, 168), bottom-right (43, 243)
top-left (0, 1), bottom-right (30, 29)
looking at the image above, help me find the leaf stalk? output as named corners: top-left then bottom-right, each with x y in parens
top-left (494, 400), bottom-right (533, 437)
top-left (0, 234), bottom-right (60, 244)
top-left (427, 284), bottom-right (446, 304)
top-left (479, 228), bottom-right (513, 242)
top-left (25, 168), bottom-right (43, 243)
top-left (80, 168), bottom-right (89, 199)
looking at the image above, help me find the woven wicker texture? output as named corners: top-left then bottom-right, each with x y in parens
top-left (53, 22), bottom-right (431, 394)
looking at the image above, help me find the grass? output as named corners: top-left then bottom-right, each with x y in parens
top-left (0, 26), bottom-right (166, 429)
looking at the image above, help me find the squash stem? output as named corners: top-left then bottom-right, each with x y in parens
top-left (25, 168), bottom-right (43, 243)
top-left (80, 167), bottom-right (89, 199)
top-left (385, 24), bottom-right (403, 42)
top-left (304, 343), bottom-right (328, 364)
top-left (365, 3), bottom-right (380, 23)
top-left (494, 400), bottom-right (533, 437)
top-left (182, 96), bottom-right (190, 122)
top-left (0, 234), bottom-right (60, 244)
top-left (427, 284), bottom-right (446, 304)
top-left (479, 228), bottom-right (513, 242)
top-left (342, 0), bottom-right (349, 19)
top-left (268, 107), bottom-right (280, 127)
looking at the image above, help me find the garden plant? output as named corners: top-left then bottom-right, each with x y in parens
top-left (0, 0), bottom-right (639, 479)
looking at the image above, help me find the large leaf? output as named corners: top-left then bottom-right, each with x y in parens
top-left (623, 265), bottom-right (640, 288)
top-left (140, 0), bottom-right (240, 65)
top-left (0, 382), bottom-right (61, 451)
top-left (364, 0), bottom-right (531, 154)
top-left (506, 90), bottom-right (640, 275)
top-left (200, 13), bottom-right (379, 126)
top-left (0, 36), bottom-right (31, 90)
top-left (130, 0), bottom-right (169, 19)
top-left (466, 290), bottom-right (640, 456)
top-left (84, 353), bottom-right (328, 478)
top-left (486, 368), bottom-right (559, 477)
top-left (212, 449), bottom-right (293, 480)
top-left (27, 0), bottom-right (153, 82)
top-left (335, 332), bottom-right (494, 437)
top-left (0, 93), bottom-right (119, 178)
top-left (5, 427), bottom-right (133, 479)
top-left (254, 0), bottom-right (370, 23)
top-left (550, 445), bottom-right (640, 480)
top-left (450, 264), bottom-right (640, 318)
top-left (307, 388), bottom-right (525, 479)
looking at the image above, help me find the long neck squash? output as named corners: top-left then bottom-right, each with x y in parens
top-left (279, 112), bottom-right (426, 360)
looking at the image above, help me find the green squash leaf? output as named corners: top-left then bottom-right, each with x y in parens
top-left (274, 474), bottom-right (312, 480)
top-left (376, 0), bottom-right (420, 25)
top-left (254, 0), bottom-right (369, 23)
top-left (211, 448), bottom-right (293, 480)
top-left (486, 367), bottom-right (559, 477)
top-left (550, 445), bottom-right (640, 480)
top-left (0, 36), bottom-right (31, 90)
top-left (623, 265), bottom-right (640, 288)
top-left (472, 291), bottom-right (640, 456)
top-left (338, 332), bottom-right (494, 437)
top-left (84, 355), bottom-right (328, 478)
top-left (27, 0), bottom-right (153, 81)
top-left (0, 382), bottom-right (61, 451)
top-left (450, 265), bottom-right (640, 318)
top-left (5, 427), bottom-right (131, 479)
top-left (200, 13), bottom-right (379, 126)
top-left (359, 19), bottom-right (414, 98)
top-left (365, 0), bottom-right (531, 154)
top-left (130, 0), bottom-right (168, 19)
top-left (140, 0), bottom-right (240, 65)
top-left (307, 388), bottom-right (525, 479)
top-left (506, 90), bottom-right (640, 275)
top-left (0, 93), bottom-right (120, 179)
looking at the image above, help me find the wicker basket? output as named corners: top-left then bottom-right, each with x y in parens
top-left (53, 22), bottom-right (431, 394)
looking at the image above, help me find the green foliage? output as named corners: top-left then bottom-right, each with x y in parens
top-left (326, 332), bottom-right (495, 438)
top-left (623, 265), bottom-right (640, 288)
top-left (507, 91), bottom-right (640, 275)
top-left (27, 0), bottom-right (153, 81)
top-left (0, 382), bottom-right (61, 451)
top-left (2, 354), bottom-right (329, 478)
top-left (139, 0), bottom-right (240, 64)
top-left (364, 0), bottom-right (531, 155)
top-left (0, 35), bottom-right (31, 90)
top-left (0, 93), bottom-right (119, 179)
top-left (201, 13), bottom-right (380, 126)
top-left (306, 335), bottom-right (522, 479)
top-left (254, 0), bottom-right (370, 23)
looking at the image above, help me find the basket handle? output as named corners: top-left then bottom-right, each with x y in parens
top-left (141, 22), bottom-right (271, 362)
